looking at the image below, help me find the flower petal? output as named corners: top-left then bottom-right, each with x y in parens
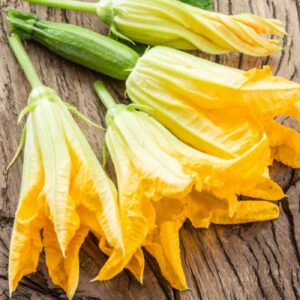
top-left (43, 219), bottom-right (88, 299)
top-left (109, 109), bottom-right (193, 200)
top-left (58, 103), bottom-right (124, 253)
top-left (33, 100), bottom-right (79, 255)
top-left (242, 175), bottom-right (285, 201)
top-left (211, 201), bottom-right (279, 224)
top-left (265, 119), bottom-right (300, 168)
top-left (9, 116), bottom-right (44, 295)
top-left (127, 47), bottom-right (300, 115)
top-left (145, 220), bottom-right (187, 291)
top-left (139, 109), bottom-right (272, 198)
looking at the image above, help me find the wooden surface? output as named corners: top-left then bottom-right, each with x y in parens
top-left (0, 0), bottom-right (300, 299)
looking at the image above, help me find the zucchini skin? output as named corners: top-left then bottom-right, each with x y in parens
top-left (8, 9), bottom-right (140, 80)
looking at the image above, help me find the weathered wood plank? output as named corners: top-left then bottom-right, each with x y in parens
top-left (0, 0), bottom-right (300, 299)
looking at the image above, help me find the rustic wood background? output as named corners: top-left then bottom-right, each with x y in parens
top-left (0, 0), bottom-right (300, 299)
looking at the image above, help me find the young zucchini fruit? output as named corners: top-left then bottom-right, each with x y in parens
top-left (7, 8), bottom-right (139, 80)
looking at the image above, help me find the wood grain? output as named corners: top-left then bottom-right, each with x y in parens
top-left (0, 0), bottom-right (299, 299)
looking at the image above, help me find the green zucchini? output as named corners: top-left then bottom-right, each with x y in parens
top-left (7, 8), bottom-right (140, 80)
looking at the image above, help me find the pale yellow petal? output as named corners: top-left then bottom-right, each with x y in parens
top-left (33, 101), bottom-right (79, 255)
top-left (110, 109), bottom-right (194, 200)
top-left (94, 126), bottom-right (148, 280)
top-left (232, 14), bottom-right (286, 35)
top-left (102, 0), bottom-right (286, 55)
top-left (58, 103), bottom-right (124, 252)
top-left (127, 47), bottom-right (300, 116)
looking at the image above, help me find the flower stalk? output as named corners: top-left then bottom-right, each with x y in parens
top-left (23, 0), bottom-right (97, 13)
top-left (94, 80), bottom-right (117, 109)
top-left (8, 34), bottom-right (42, 88)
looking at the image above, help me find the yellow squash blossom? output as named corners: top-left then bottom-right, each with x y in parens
top-left (8, 35), bottom-right (123, 299)
top-left (24, 0), bottom-right (285, 56)
top-left (96, 0), bottom-right (286, 56)
top-left (126, 46), bottom-right (300, 167)
top-left (93, 80), bottom-right (283, 291)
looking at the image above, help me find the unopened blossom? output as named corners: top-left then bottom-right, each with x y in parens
top-left (96, 0), bottom-right (286, 56)
top-left (8, 84), bottom-right (123, 299)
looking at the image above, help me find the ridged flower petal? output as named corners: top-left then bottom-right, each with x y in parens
top-left (108, 108), bottom-right (194, 200)
top-left (9, 116), bottom-right (44, 295)
top-left (138, 109), bottom-right (272, 198)
top-left (58, 103), bottom-right (124, 252)
top-left (98, 124), bottom-right (154, 280)
top-left (33, 99), bottom-right (78, 254)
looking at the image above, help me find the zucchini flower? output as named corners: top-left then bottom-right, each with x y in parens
top-left (24, 0), bottom-right (286, 56)
top-left (93, 80), bottom-right (283, 291)
top-left (7, 35), bottom-right (123, 299)
top-left (126, 46), bottom-right (300, 167)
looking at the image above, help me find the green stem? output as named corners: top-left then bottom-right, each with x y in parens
top-left (93, 80), bottom-right (117, 109)
top-left (24, 0), bottom-right (97, 13)
top-left (8, 34), bottom-right (43, 88)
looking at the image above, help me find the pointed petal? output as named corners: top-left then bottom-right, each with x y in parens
top-left (43, 219), bottom-right (89, 299)
top-left (242, 175), bottom-right (285, 201)
top-left (145, 221), bottom-right (187, 291)
top-left (96, 129), bottom-right (147, 280)
top-left (124, 248), bottom-right (145, 283)
top-left (9, 116), bottom-right (44, 294)
top-left (58, 103), bottom-right (124, 252)
top-left (33, 100), bottom-right (79, 254)
top-left (98, 238), bottom-right (145, 282)
top-left (98, 207), bottom-right (147, 281)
